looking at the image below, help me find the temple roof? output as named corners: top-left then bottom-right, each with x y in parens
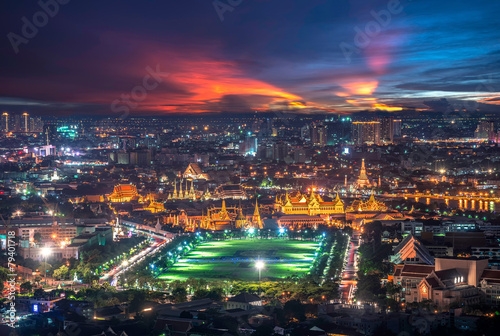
top-left (390, 234), bottom-right (435, 265)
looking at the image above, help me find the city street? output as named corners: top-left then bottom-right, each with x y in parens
top-left (99, 232), bottom-right (168, 286)
top-left (339, 233), bottom-right (359, 303)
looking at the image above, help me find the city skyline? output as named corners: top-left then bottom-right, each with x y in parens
top-left (2, 2), bottom-right (500, 335)
top-left (0, 0), bottom-right (499, 116)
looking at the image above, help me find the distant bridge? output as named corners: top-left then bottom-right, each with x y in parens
top-left (383, 193), bottom-right (499, 204)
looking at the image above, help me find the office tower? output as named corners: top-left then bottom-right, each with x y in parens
top-left (1, 112), bottom-right (9, 132)
top-left (351, 121), bottom-right (381, 145)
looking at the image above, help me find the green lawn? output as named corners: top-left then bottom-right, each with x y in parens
top-left (158, 239), bottom-right (319, 281)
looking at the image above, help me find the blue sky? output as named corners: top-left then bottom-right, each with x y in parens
top-left (0, 0), bottom-right (499, 115)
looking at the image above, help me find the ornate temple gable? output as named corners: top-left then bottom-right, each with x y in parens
top-left (345, 191), bottom-right (387, 212)
top-left (183, 163), bottom-right (209, 180)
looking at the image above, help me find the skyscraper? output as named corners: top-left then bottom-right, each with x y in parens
top-left (1, 112), bottom-right (9, 132)
top-left (352, 121), bottom-right (381, 145)
top-left (22, 112), bottom-right (29, 132)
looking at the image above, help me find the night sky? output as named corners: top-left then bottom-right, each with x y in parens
top-left (1, 0), bottom-right (499, 116)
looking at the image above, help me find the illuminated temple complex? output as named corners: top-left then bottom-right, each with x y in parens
top-left (182, 163), bottom-right (210, 180)
top-left (173, 200), bottom-right (263, 231)
top-left (345, 192), bottom-right (388, 212)
top-left (168, 179), bottom-right (198, 200)
top-left (143, 194), bottom-right (166, 213)
top-left (107, 184), bottom-right (143, 203)
top-left (275, 190), bottom-right (345, 215)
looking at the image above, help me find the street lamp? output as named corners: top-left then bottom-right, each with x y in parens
top-left (42, 247), bottom-right (51, 287)
top-left (255, 260), bottom-right (264, 297)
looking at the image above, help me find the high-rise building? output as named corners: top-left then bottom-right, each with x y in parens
top-left (378, 117), bottom-right (394, 144)
top-left (272, 142), bottom-right (288, 162)
top-left (311, 123), bottom-right (327, 146)
top-left (475, 120), bottom-right (495, 139)
top-left (22, 112), bottom-right (29, 132)
top-left (241, 135), bottom-right (258, 155)
top-left (30, 117), bottom-right (43, 133)
top-left (13, 114), bottom-right (21, 132)
top-left (1, 112), bottom-right (9, 132)
top-left (300, 125), bottom-right (310, 142)
top-left (393, 119), bottom-right (402, 137)
top-left (352, 121), bottom-right (381, 145)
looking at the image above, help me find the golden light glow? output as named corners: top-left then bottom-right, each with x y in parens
top-left (372, 103), bottom-right (402, 111)
top-left (341, 81), bottom-right (378, 95)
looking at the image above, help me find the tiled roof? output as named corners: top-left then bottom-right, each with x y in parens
top-left (426, 277), bottom-right (441, 289)
top-left (228, 293), bottom-right (261, 303)
top-left (400, 264), bottom-right (435, 275)
top-left (481, 269), bottom-right (500, 280)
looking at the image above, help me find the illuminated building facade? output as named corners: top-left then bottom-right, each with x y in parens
top-left (183, 163), bottom-right (209, 180)
top-left (392, 257), bottom-right (500, 308)
top-left (22, 112), bottom-right (29, 132)
top-left (212, 184), bottom-right (248, 200)
top-left (275, 190), bottom-right (344, 215)
top-left (352, 121), bottom-right (381, 145)
top-left (1, 112), bottom-right (9, 132)
top-left (144, 194), bottom-right (166, 213)
top-left (346, 192), bottom-right (387, 212)
top-left (107, 184), bottom-right (143, 203)
top-left (277, 214), bottom-right (325, 230)
top-left (173, 200), bottom-right (262, 231)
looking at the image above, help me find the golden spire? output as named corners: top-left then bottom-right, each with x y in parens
top-left (369, 189), bottom-right (376, 202)
top-left (252, 198), bottom-right (263, 228)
